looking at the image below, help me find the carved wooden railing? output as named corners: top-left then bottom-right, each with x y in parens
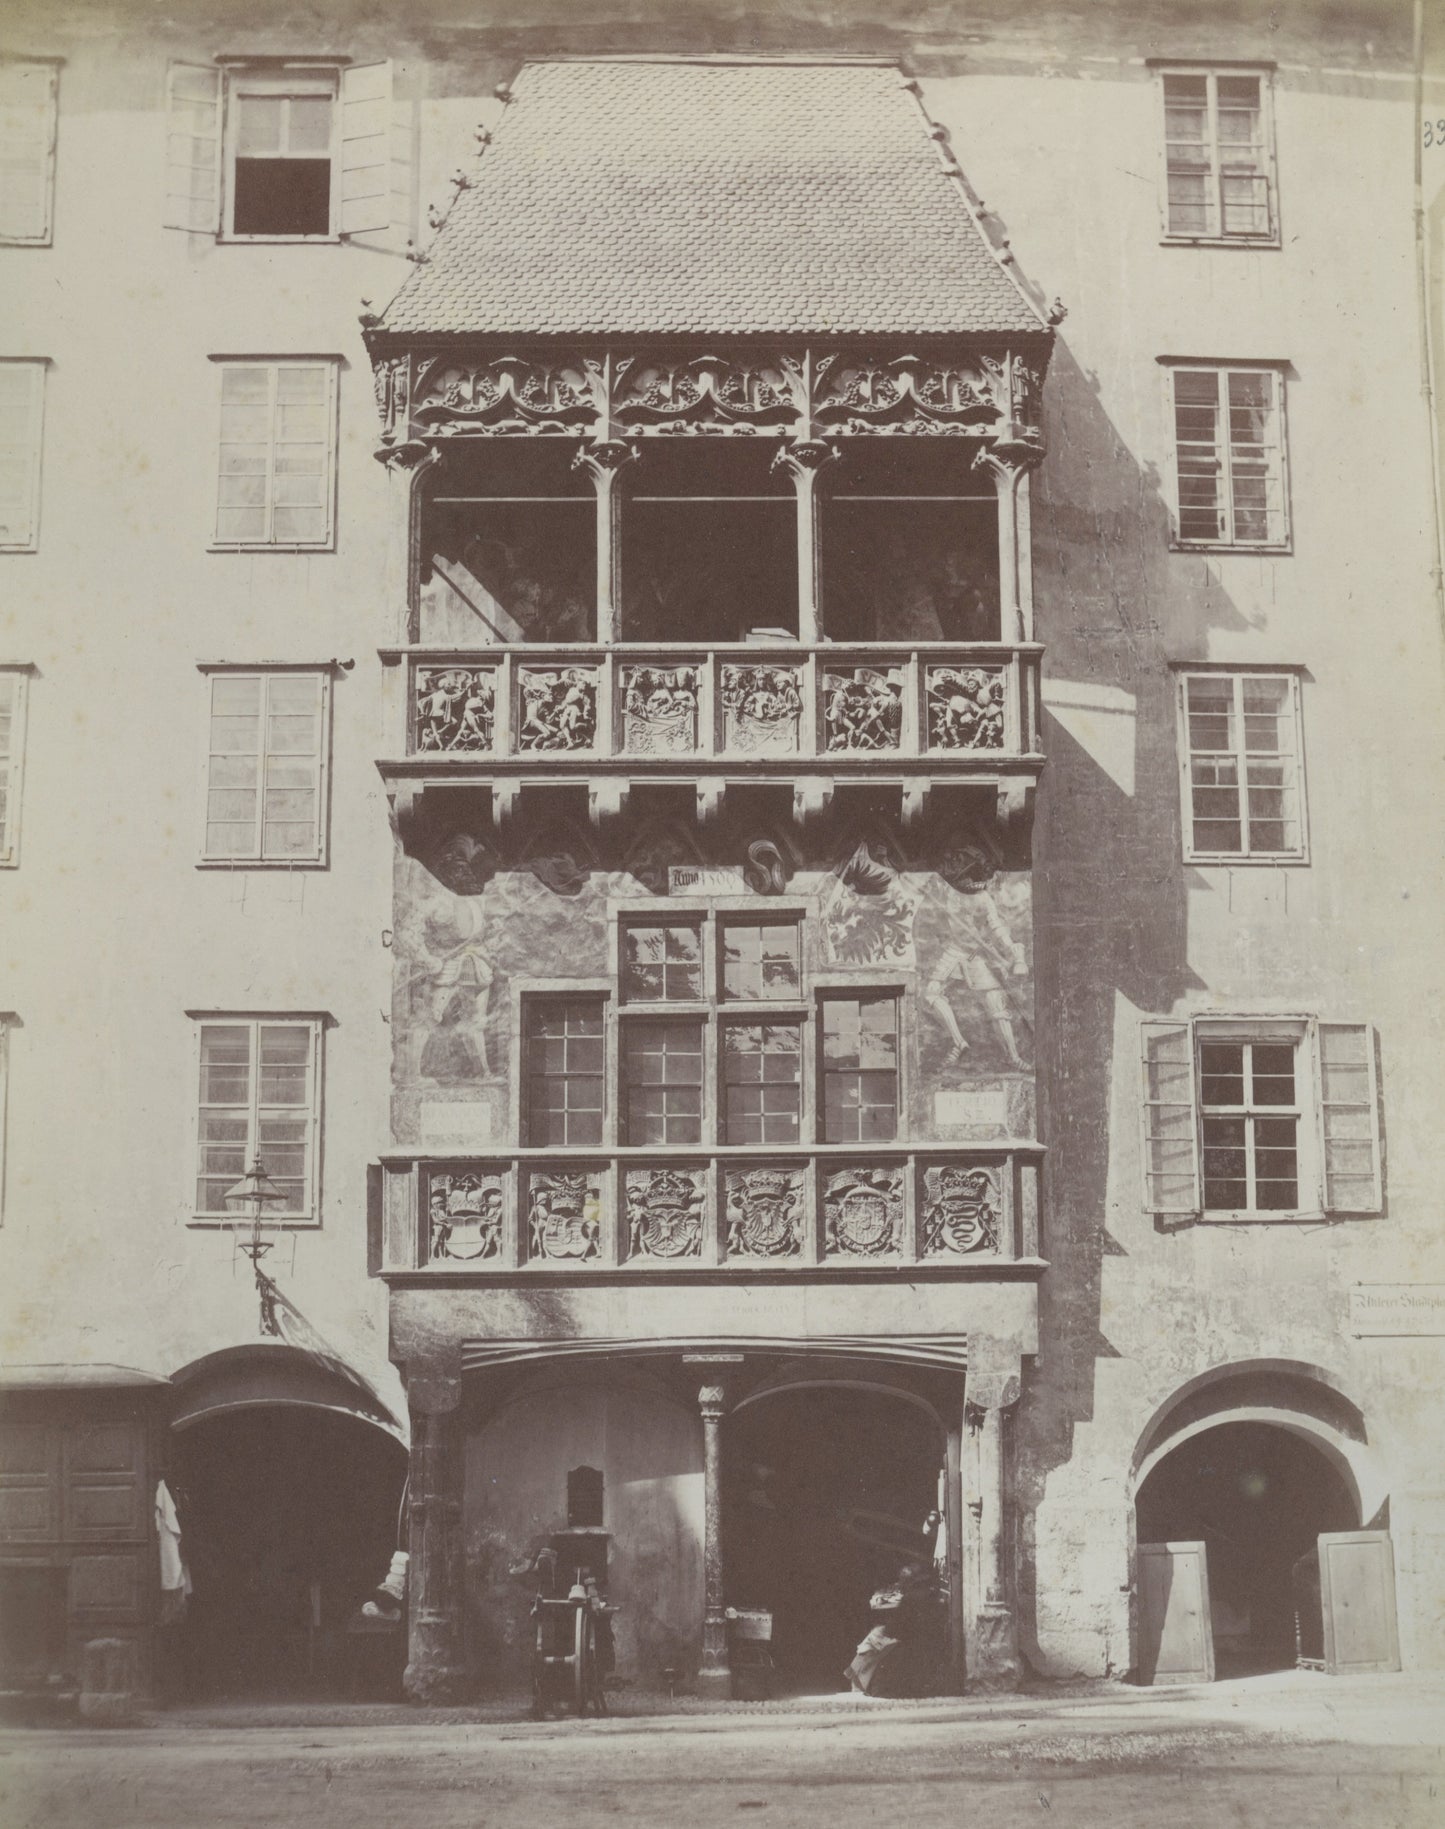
top-left (380, 643), bottom-right (1044, 772)
top-left (375, 1146), bottom-right (1043, 1275)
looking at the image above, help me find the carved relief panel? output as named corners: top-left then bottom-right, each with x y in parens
top-left (720, 664), bottom-right (804, 755)
top-left (611, 353), bottom-right (803, 432)
top-left (921, 1163), bottom-right (1000, 1256)
top-left (822, 668), bottom-right (904, 752)
top-left (526, 1169), bottom-right (603, 1263)
top-left (925, 666), bottom-right (1006, 751)
top-left (724, 1165), bottom-right (804, 1259)
top-left (619, 665), bottom-right (700, 755)
top-left (516, 667), bottom-right (599, 752)
top-left (416, 666), bottom-right (498, 753)
top-left (427, 1167), bottom-right (506, 1262)
top-left (823, 1166), bottom-right (904, 1257)
top-left (625, 1166), bottom-right (706, 1260)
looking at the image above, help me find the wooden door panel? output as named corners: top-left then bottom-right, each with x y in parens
top-left (1319, 1530), bottom-right (1400, 1675)
top-left (0, 1425), bottom-right (60, 1542)
top-left (1138, 1540), bottom-right (1214, 1685)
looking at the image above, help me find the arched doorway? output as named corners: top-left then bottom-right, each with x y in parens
top-left (723, 1384), bottom-right (946, 1695)
top-left (166, 1348), bottom-right (407, 1700)
top-left (1135, 1420), bottom-right (1356, 1678)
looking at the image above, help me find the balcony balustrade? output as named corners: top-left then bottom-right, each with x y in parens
top-left (379, 643), bottom-right (1042, 828)
top-left (375, 1145), bottom-right (1043, 1277)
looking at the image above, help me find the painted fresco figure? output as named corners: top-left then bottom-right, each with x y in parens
top-left (413, 902), bottom-right (496, 1081)
top-left (921, 850), bottom-right (1029, 1070)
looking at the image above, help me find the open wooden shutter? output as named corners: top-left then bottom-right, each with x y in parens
top-left (164, 62), bottom-right (222, 233)
top-left (0, 61), bottom-right (58, 245)
top-left (1315, 1022), bottom-right (1382, 1213)
top-left (339, 62), bottom-right (412, 239)
top-left (1140, 1020), bottom-right (1200, 1214)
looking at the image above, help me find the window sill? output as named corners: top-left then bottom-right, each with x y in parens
top-left (0, 543), bottom-right (39, 555)
top-left (208, 543), bottom-right (336, 556)
top-left (218, 235), bottom-right (342, 246)
top-left (1160, 235), bottom-right (1280, 251)
top-left (1170, 540), bottom-right (1292, 557)
top-left (188, 1216), bottom-right (320, 1230)
top-left (196, 858), bottom-right (328, 871)
top-left (1184, 852), bottom-right (1309, 868)
top-left (0, 236), bottom-right (53, 249)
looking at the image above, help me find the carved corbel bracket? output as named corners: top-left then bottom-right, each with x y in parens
top-left (589, 781), bottom-right (631, 830)
top-left (995, 779), bottom-right (1035, 834)
top-left (770, 437), bottom-right (840, 480)
top-left (696, 781), bottom-right (727, 827)
top-left (572, 437), bottom-right (640, 483)
top-left (388, 782), bottom-right (425, 846)
top-left (375, 437), bottom-right (442, 475)
top-left (793, 778), bottom-right (835, 824)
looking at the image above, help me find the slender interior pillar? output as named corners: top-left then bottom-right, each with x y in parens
top-left (403, 1383), bottom-right (469, 1703)
top-left (975, 447), bottom-right (1038, 646)
top-left (772, 440), bottom-right (837, 646)
top-left (696, 1379), bottom-right (730, 1697)
top-left (574, 439), bottom-right (638, 645)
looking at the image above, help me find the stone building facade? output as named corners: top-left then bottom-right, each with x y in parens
top-left (2, 0), bottom-right (1442, 1703)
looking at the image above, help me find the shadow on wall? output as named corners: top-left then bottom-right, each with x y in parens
top-left (1017, 331), bottom-right (1254, 1674)
top-left (461, 1369), bottom-right (705, 1690)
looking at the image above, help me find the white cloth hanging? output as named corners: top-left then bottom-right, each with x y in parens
top-left (155, 1480), bottom-right (192, 1595)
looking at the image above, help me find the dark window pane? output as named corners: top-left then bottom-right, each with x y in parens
top-left (232, 157), bottom-right (331, 236)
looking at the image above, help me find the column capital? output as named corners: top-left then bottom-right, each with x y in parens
top-left (572, 437), bottom-right (640, 481)
top-left (770, 437), bottom-right (840, 479)
top-left (971, 439), bottom-right (1042, 487)
top-left (375, 437), bottom-right (442, 475)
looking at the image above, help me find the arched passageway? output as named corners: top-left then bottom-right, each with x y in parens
top-left (168, 1407), bottom-right (407, 1699)
top-left (1135, 1420), bottom-right (1356, 1678)
top-left (723, 1385), bottom-right (946, 1694)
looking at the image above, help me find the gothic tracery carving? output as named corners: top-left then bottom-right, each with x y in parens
top-left (725, 1167), bottom-right (804, 1258)
top-left (410, 355), bottom-right (605, 434)
top-left (626, 1167), bottom-right (705, 1259)
top-left (612, 354), bottom-right (803, 431)
top-left (925, 666), bottom-right (1006, 751)
top-left (921, 1164), bottom-right (1000, 1255)
top-left (824, 1167), bottom-right (903, 1257)
top-left (416, 666), bottom-right (497, 752)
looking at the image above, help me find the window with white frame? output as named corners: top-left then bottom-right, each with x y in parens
top-left (0, 59), bottom-right (59, 245)
top-left (201, 667), bottom-right (331, 864)
top-left (193, 1016), bottom-right (323, 1222)
top-left (1176, 670), bottom-right (1306, 862)
top-left (212, 359), bottom-right (338, 549)
top-left (0, 668), bottom-right (29, 867)
top-left (1141, 1017), bottom-right (1381, 1221)
top-left (1166, 363), bottom-right (1288, 549)
top-left (164, 59), bottom-right (412, 243)
top-left (1157, 66), bottom-right (1277, 244)
top-left (0, 360), bottom-right (45, 551)
top-left (521, 912), bottom-right (901, 1149)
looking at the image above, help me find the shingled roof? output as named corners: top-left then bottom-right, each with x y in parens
top-left (379, 59), bottom-right (1046, 338)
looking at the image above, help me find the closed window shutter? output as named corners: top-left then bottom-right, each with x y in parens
top-left (1140, 1020), bottom-right (1200, 1213)
top-left (164, 62), bottom-right (222, 233)
top-left (0, 61), bottom-right (58, 245)
top-left (0, 361), bottom-right (44, 550)
top-left (1315, 1022), bottom-right (1382, 1213)
top-left (338, 61), bottom-right (393, 236)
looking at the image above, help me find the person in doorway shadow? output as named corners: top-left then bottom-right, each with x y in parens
top-left (844, 1559), bottom-right (942, 1698)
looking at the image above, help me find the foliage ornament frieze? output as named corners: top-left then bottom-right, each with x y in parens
top-left (612, 354), bottom-right (804, 432)
top-left (411, 355), bottom-right (605, 434)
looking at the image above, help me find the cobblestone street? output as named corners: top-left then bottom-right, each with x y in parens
top-left (3, 1673), bottom-right (1441, 1829)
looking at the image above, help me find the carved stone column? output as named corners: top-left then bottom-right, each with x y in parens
top-left (772, 440), bottom-right (838, 646)
top-left (403, 1369), bottom-right (469, 1703)
top-left (574, 439), bottom-right (639, 645)
top-left (973, 446), bottom-right (1040, 646)
top-left (685, 1353), bottom-right (742, 1697)
top-left (376, 440), bottom-right (441, 646)
top-left (965, 1352), bottom-right (1023, 1691)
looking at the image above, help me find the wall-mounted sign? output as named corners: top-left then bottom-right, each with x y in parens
top-left (1349, 1285), bottom-right (1445, 1337)
top-left (669, 865), bottom-right (747, 894)
top-left (934, 1087), bottom-right (1010, 1132)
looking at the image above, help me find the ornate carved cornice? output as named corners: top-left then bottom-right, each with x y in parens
top-left (366, 338), bottom-right (1052, 453)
